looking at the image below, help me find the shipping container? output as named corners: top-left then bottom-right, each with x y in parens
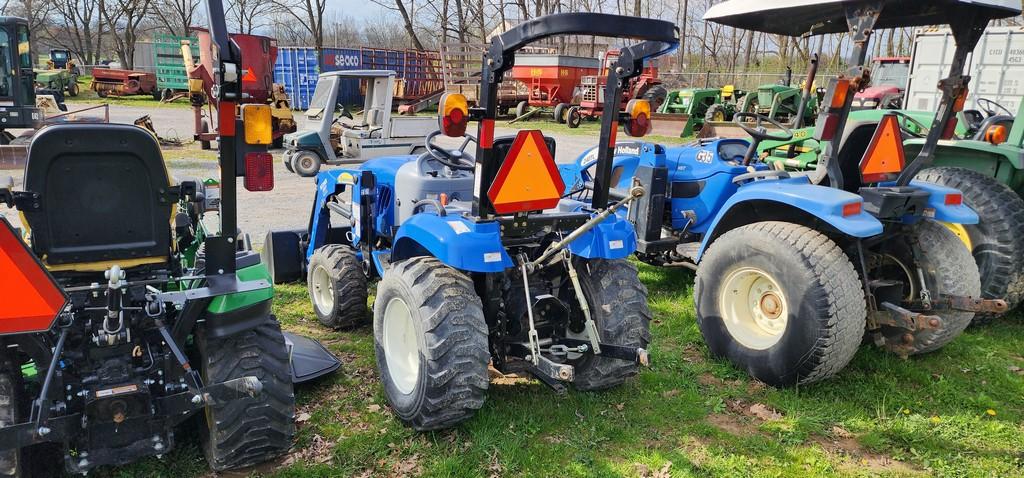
top-left (275, 46), bottom-right (444, 110)
top-left (906, 26), bottom-right (1024, 112)
top-left (153, 34), bottom-right (200, 93)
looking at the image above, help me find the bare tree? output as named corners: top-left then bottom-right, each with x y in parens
top-left (373, 0), bottom-right (426, 49)
top-left (228, 0), bottom-right (278, 34)
top-left (100, 0), bottom-right (152, 69)
top-left (273, 0), bottom-right (328, 58)
top-left (151, 0), bottom-right (200, 36)
top-left (51, 0), bottom-right (105, 65)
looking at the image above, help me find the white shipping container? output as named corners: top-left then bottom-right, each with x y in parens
top-left (905, 26), bottom-right (1024, 113)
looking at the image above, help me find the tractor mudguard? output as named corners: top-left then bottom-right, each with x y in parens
top-left (204, 254), bottom-right (274, 338)
top-left (390, 213), bottom-right (514, 273)
top-left (901, 180), bottom-right (980, 225)
top-left (565, 211), bottom-right (638, 260)
top-left (696, 177), bottom-right (883, 261)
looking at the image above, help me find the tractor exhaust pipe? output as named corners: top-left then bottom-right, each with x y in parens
top-left (794, 53), bottom-right (819, 129)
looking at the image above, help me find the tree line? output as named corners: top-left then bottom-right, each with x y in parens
top-left (4, 0), bottom-right (1021, 72)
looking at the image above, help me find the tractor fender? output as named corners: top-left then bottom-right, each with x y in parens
top-left (307, 169), bottom-right (360, 260)
top-left (696, 177), bottom-right (883, 261)
top-left (906, 180), bottom-right (980, 225)
top-left (391, 214), bottom-right (514, 273)
top-left (559, 202), bottom-right (638, 260)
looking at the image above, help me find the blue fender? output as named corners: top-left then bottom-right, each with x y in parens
top-left (559, 201), bottom-right (638, 260)
top-left (390, 214), bottom-right (514, 273)
top-left (907, 180), bottom-right (979, 225)
top-left (306, 169), bottom-right (359, 260)
top-left (696, 177), bottom-right (884, 261)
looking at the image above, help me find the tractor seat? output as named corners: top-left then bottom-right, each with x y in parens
top-left (20, 124), bottom-right (173, 271)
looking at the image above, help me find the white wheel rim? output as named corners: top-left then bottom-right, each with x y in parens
top-left (299, 155), bottom-right (314, 171)
top-left (382, 297), bottom-right (420, 394)
top-left (310, 265), bottom-right (335, 316)
top-left (719, 267), bottom-right (789, 350)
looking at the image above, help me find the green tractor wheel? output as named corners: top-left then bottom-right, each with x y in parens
top-left (916, 167), bottom-right (1024, 323)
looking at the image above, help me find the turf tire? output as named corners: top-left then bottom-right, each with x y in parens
top-left (695, 222), bottom-right (866, 386)
top-left (198, 319), bottom-right (296, 471)
top-left (373, 257), bottom-right (489, 431)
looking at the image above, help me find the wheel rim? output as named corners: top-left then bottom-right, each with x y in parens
top-left (713, 111), bottom-right (725, 121)
top-left (941, 221), bottom-right (973, 251)
top-left (719, 267), bottom-right (789, 350)
top-left (298, 154), bottom-right (314, 171)
top-left (382, 297), bottom-right (420, 394)
top-left (310, 265), bottom-right (335, 315)
top-left (872, 253), bottom-right (917, 301)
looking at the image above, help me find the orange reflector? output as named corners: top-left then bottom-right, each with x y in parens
top-left (945, 193), bottom-right (963, 206)
top-left (439, 93), bottom-right (469, 137)
top-left (842, 201), bottom-right (862, 217)
top-left (439, 193), bottom-right (449, 206)
top-left (0, 217), bottom-right (67, 334)
top-left (487, 130), bottom-right (565, 214)
top-left (859, 114), bottom-right (906, 183)
top-left (984, 125), bottom-right (1008, 145)
top-left (830, 79), bottom-right (852, 109)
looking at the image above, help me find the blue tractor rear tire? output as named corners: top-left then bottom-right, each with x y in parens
top-left (695, 221), bottom-right (865, 386)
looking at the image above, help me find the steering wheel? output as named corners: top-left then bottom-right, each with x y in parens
top-left (888, 111), bottom-right (930, 139)
top-left (733, 112), bottom-right (794, 166)
top-left (977, 98), bottom-right (1013, 117)
top-left (424, 130), bottom-right (476, 171)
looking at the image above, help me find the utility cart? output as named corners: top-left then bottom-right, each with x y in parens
top-left (283, 70), bottom-right (435, 177)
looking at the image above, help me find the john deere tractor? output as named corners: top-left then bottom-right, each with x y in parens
top-left (0, 1), bottom-right (337, 474)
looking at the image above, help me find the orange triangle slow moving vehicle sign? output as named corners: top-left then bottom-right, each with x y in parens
top-left (242, 69), bottom-right (257, 83)
top-left (859, 114), bottom-right (906, 182)
top-left (488, 130), bottom-right (565, 214)
top-left (0, 217), bottom-right (67, 335)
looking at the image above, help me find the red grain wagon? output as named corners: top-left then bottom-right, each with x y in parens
top-left (509, 54), bottom-right (599, 122)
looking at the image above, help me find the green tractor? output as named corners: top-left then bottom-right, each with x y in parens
top-left (757, 97), bottom-right (1023, 323)
top-left (655, 85), bottom-right (742, 137)
top-left (33, 48), bottom-right (79, 98)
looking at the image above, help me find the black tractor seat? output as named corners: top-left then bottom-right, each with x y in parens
top-left (20, 124), bottom-right (175, 271)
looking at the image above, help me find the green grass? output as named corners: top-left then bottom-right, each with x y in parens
top-left (63, 75), bottom-right (190, 109)
top-left (94, 264), bottom-right (1024, 478)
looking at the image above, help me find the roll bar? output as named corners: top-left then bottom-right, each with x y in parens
top-left (472, 13), bottom-right (679, 216)
top-left (201, 0), bottom-right (248, 279)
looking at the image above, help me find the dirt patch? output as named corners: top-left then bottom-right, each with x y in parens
top-left (706, 413), bottom-right (761, 436)
top-left (697, 373), bottom-right (725, 387)
top-left (680, 344), bottom-right (706, 364)
top-left (812, 433), bottom-right (922, 475)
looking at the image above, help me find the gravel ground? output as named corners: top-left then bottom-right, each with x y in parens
top-left (1, 103), bottom-right (602, 248)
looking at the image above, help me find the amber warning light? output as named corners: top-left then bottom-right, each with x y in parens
top-left (439, 93), bottom-right (469, 137)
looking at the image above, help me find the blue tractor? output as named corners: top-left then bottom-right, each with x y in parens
top-left (265, 14), bottom-right (678, 430)
top-left (562, 0), bottom-right (1014, 387)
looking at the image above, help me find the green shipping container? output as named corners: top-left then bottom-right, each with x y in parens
top-left (154, 33), bottom-right (200, 92)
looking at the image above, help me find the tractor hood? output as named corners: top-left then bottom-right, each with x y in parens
top-left (704, 0), bottom-right (1020, 36)
top-left (854, 85), bottom-right (901, 100)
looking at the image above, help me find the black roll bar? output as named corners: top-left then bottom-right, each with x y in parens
top-left (471, 13), bottom-right (679, 217)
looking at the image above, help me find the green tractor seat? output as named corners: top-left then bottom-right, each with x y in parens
top-left (20, 124), bottom-right (174, 272)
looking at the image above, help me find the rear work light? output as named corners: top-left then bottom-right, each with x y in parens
top-left (439, 93), bottom-right (469, 137)
top-left (622, 99), bottom-right (652, 138)
top-left (244, 152), bottom-right (274, 191)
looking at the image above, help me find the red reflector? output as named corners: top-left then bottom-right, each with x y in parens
top-left (842, 201), bottom-right (862, 217)
top-left (608, 121), bottom-right (618, 148)
top-left (219, 101), bottom-right (235, 137)
top-left (480, 118), bottom-right (494, 149)
top-left (819, 113), bottom-right (840, 141)
top-left (941, 117), bottom-right (959, 140)
top-left (945, 193), bottom-right (963, 206)
top-left (861, 173), bottom-right (888, 184)
top-left (244, 152), bottom-right (274, 191)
